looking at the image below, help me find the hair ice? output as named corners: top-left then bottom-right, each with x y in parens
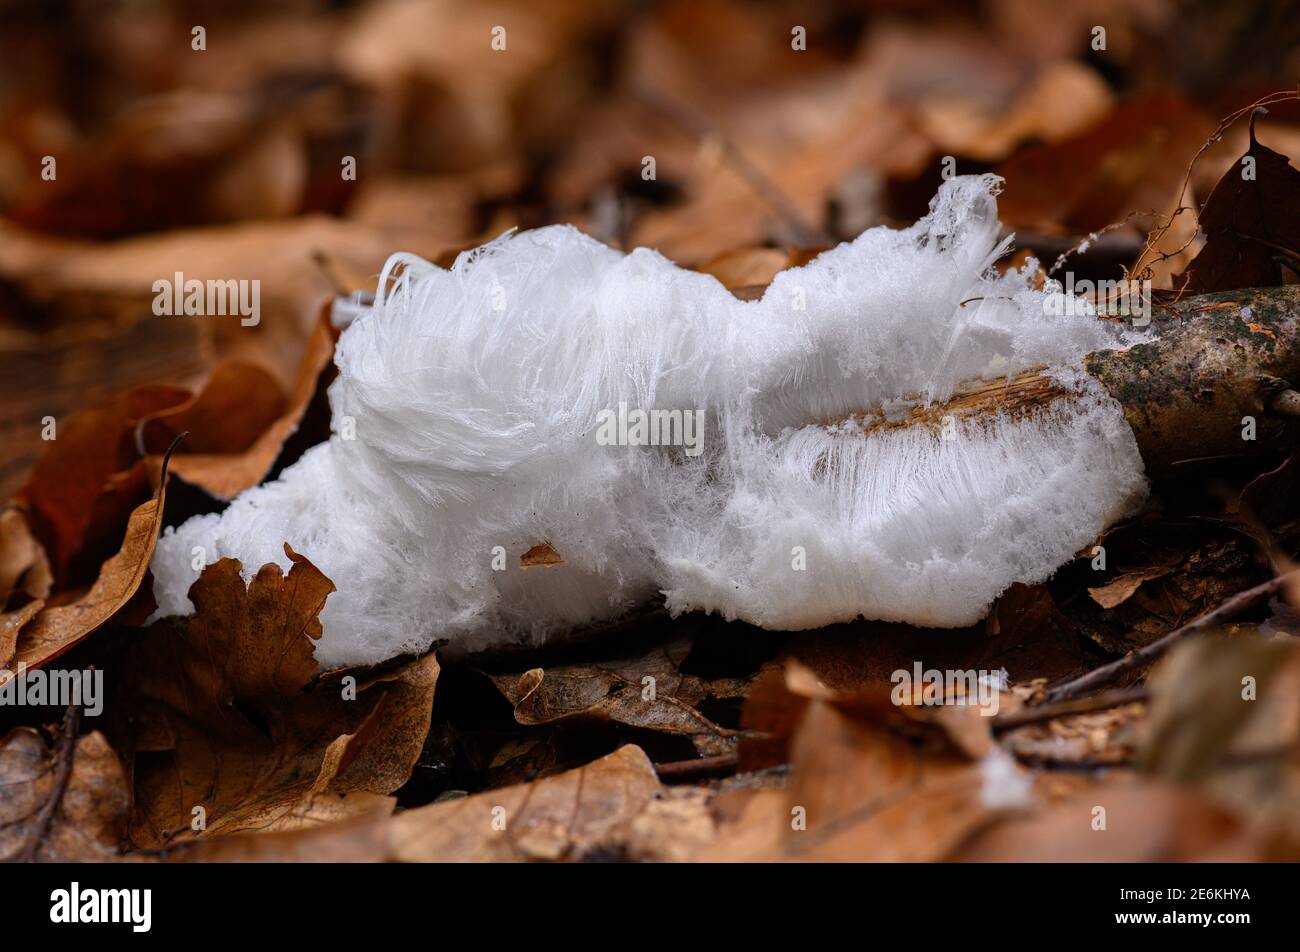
top-left (151, 175), bottom-right (1148, 667)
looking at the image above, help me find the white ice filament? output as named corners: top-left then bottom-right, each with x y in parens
top-left (151, 175), bottom-right (1148, 667)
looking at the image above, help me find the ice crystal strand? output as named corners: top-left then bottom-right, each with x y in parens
top-left (152, 176), bottom-right (1147, 667)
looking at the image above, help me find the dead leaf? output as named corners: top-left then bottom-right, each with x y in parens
top-left (706, 695), bottom-right (1008, 861)
top-left (616, 786), bottom-right (717, 862)
top-left (0, 600), bottom-right (43, 670)
top-left (783, 620), bottom-right (986, 695)
top-left (736, 661), bottom-right (810, 771)
top-left (116, 545), bottom-right (439, 846)
top-left (1000, 697), bottom-right (1148, 767)
top-left (1139, 634), bottom-right (1299, 783)
top-left (10, 453), bottom-right (172, 670)
top-left (746, 657), bottom-right (1000, 761)
top-left (486, 634), bottom-right (739, 754)
top-left (711, 660), bottom-right (1017, 860)
top-left (694, 245), bottom-right (824, 298)
top-left (6, 89), bottom-right (304, 238)
top-left (18, 385), bottom-right (188, 584)
top-left (178, 690), bottom-right (1055, 862)
top-left (0, 507), bottom-right (51, 608)
top-left (387, 744), bottom-right (666, 862)
top-left (996, 91), bottom-right (1213, 234)
top-left (0, 725), bottom-right (133, 862)
top-left (1146, 635), bottom-right (1300, 843)
top-left (1179, 113), bottom-right (1300, 293)
top-left (915, 60), bottom-right (1114, 162)
top-left (951, 779), bottom-right (1269, 861)
top-left (518, 543), bottom-right (563, 569)
top-left (1088, 564), bottom-right (1176, 609)
top-left (982, 583), bottom-right (1084, 683)
top-left (166, 805), bottom-right (394, 863)
top-left (155, 312), bottom-right (337, 500)
top-left (0, 214), bottom-right (399, 506)
top-left (139, 362), bottom-right (288, 456)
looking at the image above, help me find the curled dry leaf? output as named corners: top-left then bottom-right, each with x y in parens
top-left (1087, 563), bottom-right (1177, 610)
top-left (144, 311), bottom-right (337, 500)
top-left (19, 386), bottom-right (188, 585)
top-left (486, 634), bottom-right (740, 755)
top-left (0, 725), bottom-right (133, 862)
top-left (116, 545), bottom-right (438, 847)
top-left (9, 310), bottom-right (334, 661)
top-left (139, 362), bottom-right (287, 456)
top-left (9, 451), bottom-right (172, 671)
top-left (0, 508), bottom-right (52, 609)
top-left (0, 601), bottom-right (43, 670)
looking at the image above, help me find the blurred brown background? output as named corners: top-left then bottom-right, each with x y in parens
top-left (1, 0), bottom-right (1299, 498)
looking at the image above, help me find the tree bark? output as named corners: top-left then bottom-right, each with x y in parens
top-left (851, 286), bottom-right (1300, 476)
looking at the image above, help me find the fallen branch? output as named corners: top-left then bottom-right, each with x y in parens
top-left (994, 685), bottom-right (1148, 732)
top-left (473, 288), bottom-right (1300, 664)
top-left (1042, 568), bottom-right (1300, 704)
top-left (851, 286), bottom-right (1300, 476)
top-left (654, 752), bottom-right (739, 782)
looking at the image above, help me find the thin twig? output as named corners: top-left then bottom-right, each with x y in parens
top-left (654, 752), bottom-right (738, 781)
top-left (1042, 569), bottom-right (1300, 704)
top-left (18, 699), bottom-right (81, 862)
top-left (993, 685), bottom-right (1148, 732)
top-left (1046, 213), bottom-right (1158, 277)
top-left (1133, 92), bottom-right (1300, 291)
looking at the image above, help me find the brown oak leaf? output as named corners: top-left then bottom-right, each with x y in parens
top-left (115, 545), bottom-right (439, 847)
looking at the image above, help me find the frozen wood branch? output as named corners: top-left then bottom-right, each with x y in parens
top-left (863, 285), bottom-right (1300, 476)
top-left (147, 178), bottom-right (1300, 667)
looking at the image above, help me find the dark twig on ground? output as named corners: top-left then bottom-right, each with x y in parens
top-left (654, 752), bottom-right (739, 782)
top-left (1042, 569), bottom-right (1300, 704)
top-left (995, 685), bottom-right (1149, 732)
top-left (18, 699), bottom-right (81, 862)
